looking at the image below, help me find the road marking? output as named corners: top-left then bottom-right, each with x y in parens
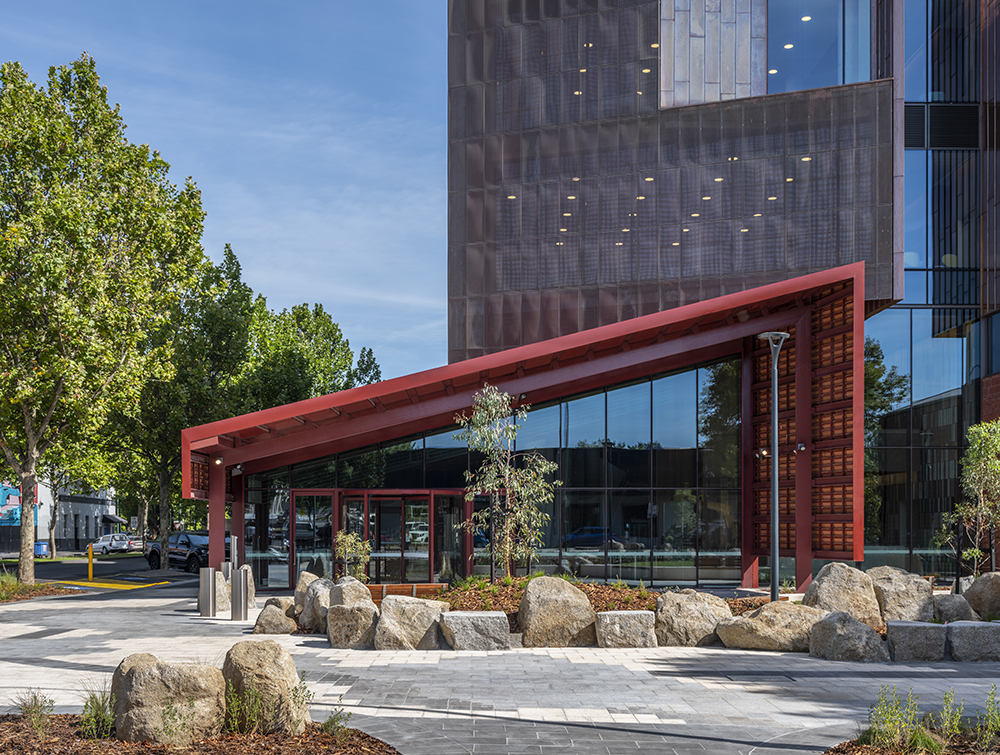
top-left (42, 579), bottom-right (169, 590)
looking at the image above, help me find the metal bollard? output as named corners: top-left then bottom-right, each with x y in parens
top-left (231, 567), bottom-right (249, 621)
top-left (231, 535), bottom-right (239, 570)
top-left (220, 561), bottom-right (232, 581)
top-left (199, 567), bottom-right (216, 617)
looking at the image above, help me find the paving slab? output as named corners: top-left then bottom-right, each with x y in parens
top-left (1, 584), bottom-right (998, 754)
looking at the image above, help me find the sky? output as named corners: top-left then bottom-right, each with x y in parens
top-left (1, 2), bottom-right (449, 382)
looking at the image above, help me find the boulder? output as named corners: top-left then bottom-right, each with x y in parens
top-left (866, 566), bottom-right (933, 622)
top-left (264, 596), bottom-right (296, 618)
top-left (947, 621), bottom-right (1000, 662)
top-left (440, 611), bottom-right (511, 650)
top-left (963, 573), bottom-right (1000, 620)
top-left (253, 604), bottom-right (298, 635)
top-left (374, 595), bottom-right (450, 650)
top-left (809, 611), bottom-right (890, 663)
top-left (934, 593), bottom-right (980, 623)
top-left (327, 604), bottom-right (379, 649)
top-left (596, 611), bottom-right (656, 648)
top-left (111, 653), bottom-right (225, 745)
top-left (222, 640), bottom-right (311, 735)
top-left (330, 576), bottom-right (375, 608)
top-left (887, 621), bottom-right (947, 662)
top-left (717, 601), bottom-right (828, 652)
top-left (300, 578), bottom-right (335, 634)
top-left (215, 571), bottom-right (232, 613)
top-left (519, 576), bottom-right (596, 647)
top-left (293, 571), bottom-right (319, 615)
top-left (654, 589), bottom-right (732, 647)
top-left (953, 576), bottom-right (975, 595)
top-left (237, 564), bottom-right (257, 608)
top-left (802, 562), bottom-right (882, 628)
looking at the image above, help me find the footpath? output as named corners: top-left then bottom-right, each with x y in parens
top-left (1, 582), bottom-right (997, 755)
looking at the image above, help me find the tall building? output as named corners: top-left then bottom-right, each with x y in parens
top-left (446, 0), bottom-right (996, 579)
top-left (182, 0), bottom-right (997, 591)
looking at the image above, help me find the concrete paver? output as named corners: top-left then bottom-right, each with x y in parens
top-left (1, 583), bottom-right (998, 754)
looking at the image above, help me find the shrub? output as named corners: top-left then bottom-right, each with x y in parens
top-left (16, 688), bottom-right (54, 738)
top-left (939, 688), bottom-right (965, 741)
top-left (321, 695), bottom-right (352, 745)
top-left (865, 685), bottom-right (919, 750)
top-left (80, 684), bottom-right (115, 739)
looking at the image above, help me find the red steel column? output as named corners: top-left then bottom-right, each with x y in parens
top-left (231, 472), bottom-right (245, 566)
top-left (208, 460), bottom-right (226, 569)
top-left (795, 310), bottom-right (814, 591)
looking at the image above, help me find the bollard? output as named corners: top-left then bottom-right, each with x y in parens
top-left (220, 561), bottom-right (232, 581)
top-left (231, 567), bottom-right (249, 621)
top-left (231, 535), bottom-right (239, 570)
top-left (199, 567), bottom-right (217, 617)
top-left (88, 545), bottom-right (93, 582)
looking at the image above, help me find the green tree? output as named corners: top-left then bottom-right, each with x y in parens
top-left (863, 337), bottom-right (910, 543)
top-left (454, 384), bottom-right (561, 580)
top-left (105, 246), bottom-right (253, 566)
top-left (0, 56), bottom-right (204, 583)
top-left (937, 420), bottom-right (1000, 576)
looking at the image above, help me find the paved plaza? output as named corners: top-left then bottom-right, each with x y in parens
top-left (1, 582), bottom-right (998, 754)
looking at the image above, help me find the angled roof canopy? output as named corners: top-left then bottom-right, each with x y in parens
top-left (182, 263), bottom-right (865, 498)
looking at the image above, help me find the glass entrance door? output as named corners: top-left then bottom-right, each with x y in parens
top-left (371, 497), bottom-right (402, 582)
top-left (292, 492), bottom-right (333, 583)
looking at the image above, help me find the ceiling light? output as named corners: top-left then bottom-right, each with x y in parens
top-left (637, 90), bottom-right (643, 95)
top-left (636, 195), bottom-right (645, 200)
top-left (572, 177), bottom-right (580, 181)
top-left (642, 68), bottom-right (651, 73)
top-left (784, 43), bottom-right (793, 49)
top-left (768, 196), bottom-right (777, 200)
top-left (801, 15), bottom-right (812, 20)
top-left (567, 195), bottom-right (576, 199)
top-left (507, 195), bottom-right (517, 199)
top-left (691, 213), bottom-right (700, 217)
top-left (615, 242), bottom-right (624, 246)
top-left (672, 242), bottom-right (680, 246)
top-left (574, 90), bottom-right (582, 95)
top-left (651, 43), bottom-right (659, 48)
top-left (644, 177), bottom-right (654, 182)
top-left (560, 228), bottom-right (567, 232)
top-left (786, 177), bottom-right (794, 182)
top-left (622, 228), bottom-right (630, 232)
top-left (740, 228), bottom-right (749, 232)
top-left (801, 156), bottom-right (812, 162)
top-left (683, 228), bottom-right (689, 232)
top-left (768, 69), bottom-right (778, 74)
top-left (563, 212), bottom-right (572, 216)
top-left (702, 196), bottom-right (711, 200)
top-left (754, 213), bottom-right (762, 217)
top-left (556, 242), bottom-right (564, 245)
top-left (214, 458), bottom-right (223, 465)
top-left (580, 68), bottom-right (587, 72)
top-left (714, 177), bottom-right (724, 182)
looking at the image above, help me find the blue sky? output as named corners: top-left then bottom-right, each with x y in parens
top-left (2, 2), bottom-right (448, 381)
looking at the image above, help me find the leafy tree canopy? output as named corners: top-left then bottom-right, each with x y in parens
top-left (0, 55), bottom-right (205, 582)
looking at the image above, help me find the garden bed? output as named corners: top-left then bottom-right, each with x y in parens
top-left (0, 714), bottom-right (400, 755)
top-left (0, 575), bottom-right (76, 604)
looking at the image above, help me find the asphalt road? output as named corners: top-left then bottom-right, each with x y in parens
top-left (5, 553), bottom-right (191, 587)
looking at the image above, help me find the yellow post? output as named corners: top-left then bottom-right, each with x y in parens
top-left (88, 544), bottom-right (93, 582)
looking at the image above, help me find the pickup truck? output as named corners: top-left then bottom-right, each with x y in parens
top-left (144, 531), bottom-right (229, 572)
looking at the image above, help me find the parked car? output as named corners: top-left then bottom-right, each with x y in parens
top-left (89, 533), bottom-right (132, 555)
top-left (144, 530), bottom-right (230, 573)
top-left (563, 527), bottom-right (625, 548)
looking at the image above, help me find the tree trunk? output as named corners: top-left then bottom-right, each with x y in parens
top-left (158, 467), bottom-right (171, 570)
top-left (18, 469), bottom-right (37, 585)
top-left (47, 494), bottom-right (58, 559)
top-left (138, 494), bottom-right (148, 549)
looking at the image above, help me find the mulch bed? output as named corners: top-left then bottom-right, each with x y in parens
top-left (0, 583), bottom-right (77, 604)
top-left (823, 735), bottom-right (981, 754)
top-left (0, 714), bottom-right (400, 755)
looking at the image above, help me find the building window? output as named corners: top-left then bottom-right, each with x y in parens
top-left (767, 0), bottom-right (870, 94)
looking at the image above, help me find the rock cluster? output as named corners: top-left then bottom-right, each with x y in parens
top-left (519, 576), bottom-right (597, 647)
top-left (112, 640), bottom-right (308, 746)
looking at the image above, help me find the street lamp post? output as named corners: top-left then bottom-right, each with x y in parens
top-left (758, 331), bottom-right (789, 602)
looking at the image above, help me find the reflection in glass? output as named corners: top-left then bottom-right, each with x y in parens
top-left (338, 447), bottom-right (384, 489)
top-left (294, 495), bottom-right (332, 582)
top-left (516, 402), bottom-right (560, 478)
top-left (698, 360), bottom-right (741, 488)
top-left (426, 428), bottom-right (469, 488)
top-left (911, 310), bottom-right (965, 403)
top-left (911, 448), bottom-right (959, 577)
top-left (608, 490), bottom-right (651, 583)
top-left (383, 439), bottom-right (423, 489)
top-left (434, 495), bottom-right (464, 583)
top-left (606, 382), bottom-right (650, 488)
top-left (371, 499), bottom-right (402, 583)
top-left (904, 0), bottom-right (928, 100)
top-left (903, 152), bottom-right (928, 268)
top-left (767, 0), bottom-right (870, 94)
top-left (404, 498), bottom-right (430, 583)
top-left (561, 392), bottom-right (605, 487)
top-left (562, 491), bottom-right (605, 581)
top-left (652, 370), bottom-right (697, 488)
top-left (652, 490), bottom-right (697, 584)
top-left (698, 490), bottom-right (741, 584)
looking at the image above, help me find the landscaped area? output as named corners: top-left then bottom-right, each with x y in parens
top-left (0, 572), bottom-right (74, 603)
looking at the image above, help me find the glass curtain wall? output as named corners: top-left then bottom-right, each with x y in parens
top-left (244, 356), bottom-right (742, 586)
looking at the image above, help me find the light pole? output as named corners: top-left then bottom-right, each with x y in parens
top-left (758, 331), bottom-right (789, 602)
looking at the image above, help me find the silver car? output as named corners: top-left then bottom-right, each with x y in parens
top-left (90, 533), bottom-right (131, 554)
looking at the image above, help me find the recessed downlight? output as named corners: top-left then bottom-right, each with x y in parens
top-left (691, 213), bottom-right (700, 217)
top-left (768, 196), bottom-right (777, 200)
top-left (637, 90), bottom-right (643, 95)
top-left (740, 228), bottom-right (749, 232)
top-left (754, 213), bottom-right (762, 217)
top-left (683, 228), bottom-right (689, 232)
top-left (642, 68), bottom-right (651, 73)
top-left (567, 195), bottom-right (576, 199)
top-left (555, 242), bottom-right (563, 245)
top-left (801, 156), bottom-right (812, 162)
top-left (768, 69), bottom-right (778, 74)
top-left (572, 177), bottom-right (580, 181)
top-left (672, 242), bottom-right (680, 246)
top-left (644, 177), bottom-right (654, 182)
top-left (622, 228), bottom-right (630, 232)
top-left (574, 90), bottom-right (582, 95)
top-left (615, 242), bottom-right (623, 246)
top-left (651, 43), bottom-right (659, 48)
top-left (560, 228), bottom-right (567, 232)
top-left (636, 195), bottom-right (645, 200)
top-left (801, 15), bottom-right (812, 20)
top-left (507, 195), bottom-right (516, 199)
top-left (563, 212), bottom-right (572, 216)
top-left (580, 68), bottom-right (587, 72)
top-left (784, 43), bottom-right (794, 49)
top-left (786, 177), bottom-right (794, 182)
top-left (714, 177), bottom-right (724, 182)
top-left (702, 196), bottom-right (711, 200)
